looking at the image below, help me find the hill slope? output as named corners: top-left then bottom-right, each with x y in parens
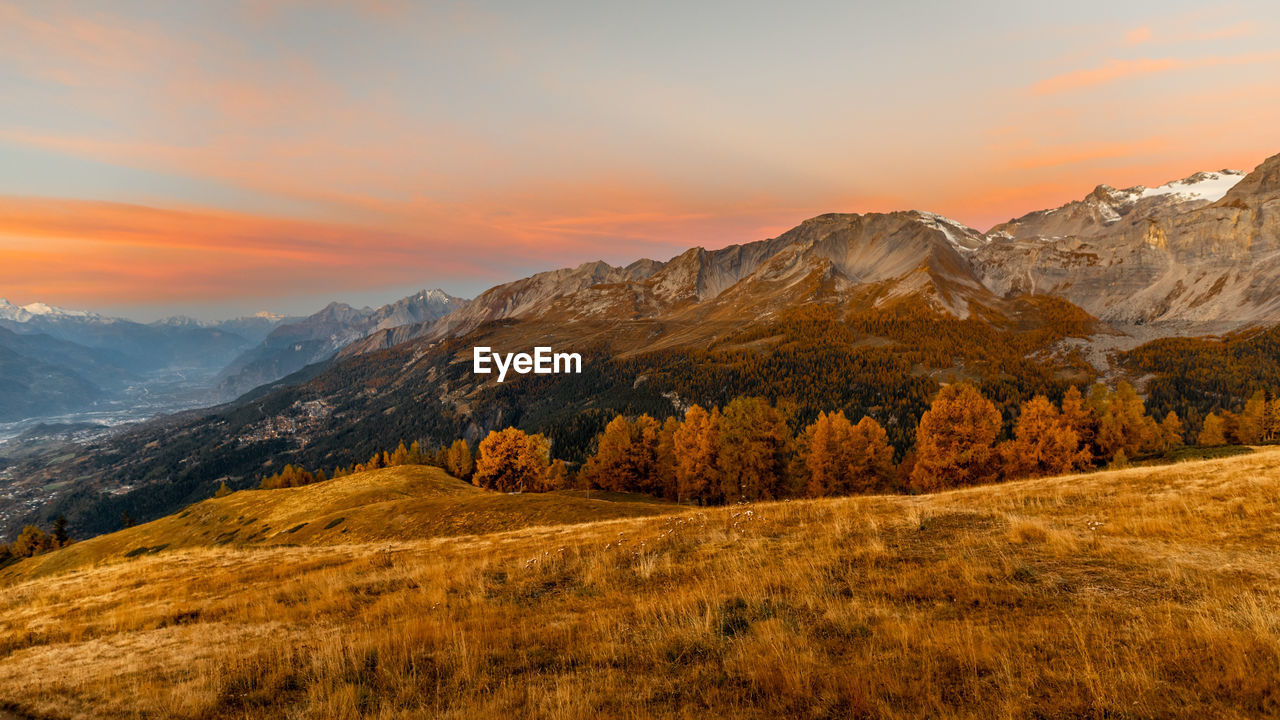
top-left (1, 449), bottom-right (1278, 719)
top-left (3, 464), bottom-right (672, 580)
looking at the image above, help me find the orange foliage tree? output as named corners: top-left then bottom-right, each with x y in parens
top-left (910, 383), bottom-right (1002, 491)
top-left (473, 428), bottom-right (552, 492)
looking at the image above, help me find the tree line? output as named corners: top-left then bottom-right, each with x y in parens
top-left (251, 380), bottom-right (1280, 505)
top-left (0, 515), bottom-right (69, 562)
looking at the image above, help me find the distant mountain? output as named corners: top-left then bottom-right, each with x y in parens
top-left (0, 326), bottom-right (135, 391)
top-left (0, 342), bottom-right (102, 422)
top-left (0, 300), bottom-right (279, 375)
top-left (215, 289), bottom-right (467, 399)
top-left (152, 312), bottom-right (290, 347)
top-left (0, 301), bottom-right (294, 424)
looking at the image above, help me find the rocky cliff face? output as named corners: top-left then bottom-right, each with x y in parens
top-left (974, 156), bottom-right (1279, 326)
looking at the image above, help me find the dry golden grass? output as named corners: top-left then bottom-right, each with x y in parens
top-left (2, 465), bottom-right (672, 580)
top-left (2, 450), bottom-right (1279, 719)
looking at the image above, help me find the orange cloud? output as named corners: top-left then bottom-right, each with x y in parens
top-left (0, 192), bottom-right (854, 309)
top-left (0, 197), bottom-right (497, 306)
top-left (1031, 50), bottom-right (1280, 95)
top-left (1124, 27), bottom-right (1153, 45)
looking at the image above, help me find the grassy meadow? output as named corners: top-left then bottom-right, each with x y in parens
top-left (1, 450), bottom-right (1278, 718)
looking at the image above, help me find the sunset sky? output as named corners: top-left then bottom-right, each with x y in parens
top-left (2, 1), bottom-right (1278, 320)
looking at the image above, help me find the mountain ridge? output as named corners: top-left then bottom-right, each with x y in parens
top-left (339, 155), bottom-right (1277, 361)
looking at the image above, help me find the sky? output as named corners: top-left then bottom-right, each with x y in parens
top-left (1, 0), bottom-right (1278, 321)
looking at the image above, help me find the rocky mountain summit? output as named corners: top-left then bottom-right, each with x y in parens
top-left (974, 155), bottom-right (1279, 326)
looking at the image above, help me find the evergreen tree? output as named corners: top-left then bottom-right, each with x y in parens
top-left (51, 515), bottom-right (69, 547)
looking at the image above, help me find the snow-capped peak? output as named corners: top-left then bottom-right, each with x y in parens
top-left (1138, 170), bottom-right (1245, 203)
top-left (908, 211), bottom-right (987, 252)
top-left (0, 299), bottom-right (98, 322)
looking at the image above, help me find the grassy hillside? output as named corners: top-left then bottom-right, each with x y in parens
top-left (4, 465), bottom-right (673, 580)
top-left (2, 451), bottom-right (1279, 718)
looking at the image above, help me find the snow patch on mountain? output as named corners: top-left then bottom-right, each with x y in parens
top-left (0, 299), bottom-right (99, 322)
top-left (1139, 170), bottom-right (1245, 203)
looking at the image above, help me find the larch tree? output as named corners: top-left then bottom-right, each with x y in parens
top-left (541, 459), bottom-right (569, 491)
top-left (389, 442), bottom-right (410, 467)
top-left (1266, 397), bottom-right (1280, 442)
top-left (445, 439), bottom-right (474, 480)
top-left (1198, 413), bottom-right (1227, 447)
top-left (1095, 381), bottom-right (1159, 461)
top-left (846, 415), bottom-right (895, 493)
top-left (1005, 395), bottom-right (1089, 479)
top-left (582, 414), bottom-right (661, 493)
top-left (800, 410), bottom-right (853, 497)
top-left (673, 405), bottom-right (720, 504)
top-left (1060, 385), bottom-right (1098, 466)
top-left (1234, 390), bottom-right (1267, 444)
top-left (473, 428), bottom-right (551, 492)
top-left (716, 397), bottom-right (788, 502)
top-left (910, 383), bottom-right (1003, 491)
top-left (1159, 411), bottom-right (1185, 450)
top-left (655, 416), bottom-right (681, 500)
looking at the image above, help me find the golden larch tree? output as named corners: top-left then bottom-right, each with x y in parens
top-left (1198, 413), bottom-right (1227, 447)
top-left (473, 428), bottom-right (551, 492)
top-left (445, 439), bottom-right (474, 480)
top-left (911, 383), bottom-right (1003, 491)
top-left (1005, 395), bottom-right (1090, 479)
top-left (673, 405), bottom-right (720, 504)
top-left (716, 397), bottom-right (789, 502)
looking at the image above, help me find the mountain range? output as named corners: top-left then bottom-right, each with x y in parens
top-left (4, 151), bottom-right (1279, 538)
top-left (214, 289), bottom-right (466, 399)
top-left (339, 155), bottom-right (1277, 360)
top-left (0, 289), bottom-right (466, 426)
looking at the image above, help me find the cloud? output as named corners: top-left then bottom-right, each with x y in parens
top-left (1031, 50), bottom-right (1280, 95)
top-left (0, 196), bottom-right (498, 306)
top-left (1124, 27), bottom-right (1153, 46)
top-left (0, 190), bottom-right (852, 309)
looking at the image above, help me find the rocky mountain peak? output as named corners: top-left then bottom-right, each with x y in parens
top-left (1217, 152), bottom-right (1280, 206)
